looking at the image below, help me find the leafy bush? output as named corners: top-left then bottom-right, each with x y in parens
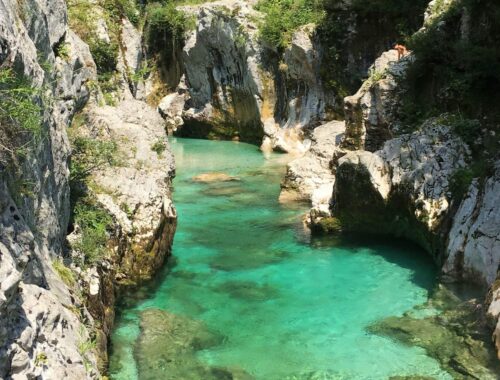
top-left (399, 0), bottom-right (500, 129)
top-left (73, 198), bottom-right (114, 265)
top-left (52, 259), bottom-right (76, 287)
top-left (67, 0), bottom-right (96, 41)
top-left (0, 68), bottom-right (43, 164)
top-left (55, 42), bottom-right (71, 61)
top-left (89, 39), bottom-right (119, 75)
top-left (255, 0), bottom-right (324, 49)
top-left (144, 2), bottom-right (194, 53)
top-left (70, 134), bottom-right (118, 183)
top-left (151, 139), bottom-right (167, 155)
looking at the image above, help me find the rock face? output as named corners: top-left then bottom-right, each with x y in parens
top-left (343, 49), bottom-right (409, 152)
top-left (300, 23), bottom-right (500, 359)
top-left (165, 1), bottom-right (333, 152)
top-left (280, 121), bottom-right (345, 215)
top-left (334, 121), bottom-right (470, 258)
top-left (85, 98), bottom-right (177, 282)
top-left (444, 163), bottom-right (500, 285)
top-left (0, 0), bottom-right (177, 377)
top-left (0, 0), bottom-right (100, 377)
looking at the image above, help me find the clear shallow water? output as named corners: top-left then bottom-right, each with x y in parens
top-left (110, 138), bottom-right (451, 379)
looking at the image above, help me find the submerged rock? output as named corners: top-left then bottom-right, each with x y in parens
top-left (368, 286), bottom-right (500, 379)
top-left (214, 280), bottom-right (280, 301)
top-left (192, 172), bottom-right (240, 183)
top-left (210, 249), bottom-right (289, 271)
top-left (135, 308), bottom-right (254, 380)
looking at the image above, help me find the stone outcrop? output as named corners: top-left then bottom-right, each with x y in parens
top-left (280, 121), bottom-right (345, 216)
top-left (333, 120), bottom-right (470, 257)
top-left (444, 164), bottom-right (500, 284)
top-left (164, 1), bottom-right (333, 152)
top-left (343, 49), bottom-right (409, 152)
top-left (83, 98), bottom-right (177, 282)
top-left (445, 163), bottom-right (500, 357)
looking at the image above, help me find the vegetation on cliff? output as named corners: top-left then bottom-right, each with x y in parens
top-left (0, 68), bottom-right (43, 166)
top-left (255, 0), bottom-right (324, 49)
top-left (398, 0), bottom-right (500, 195)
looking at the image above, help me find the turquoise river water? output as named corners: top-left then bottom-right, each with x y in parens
top-left (109, 138), bottom-right (456, 379)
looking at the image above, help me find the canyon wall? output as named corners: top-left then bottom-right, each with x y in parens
top-left (160, 0), bottom-right (334, 154)
top-left (281, 0), bottom-right (500, 359)
top-left (0, 0), bottom-right (176, 377)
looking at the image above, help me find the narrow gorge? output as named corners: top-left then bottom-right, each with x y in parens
top-left (0, 0), bottom-right (499, 379)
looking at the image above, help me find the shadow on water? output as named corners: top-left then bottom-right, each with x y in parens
top-left (310, 232), bottom-right (439, 292)
top-left (114, 256), bottom-right (178, 312)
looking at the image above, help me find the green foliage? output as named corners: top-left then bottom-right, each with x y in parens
top-left (73, 197), bottom-right (114, 266)
top-left (105, 0), bottom-right (141, 25)
top-left (70, 134), bottom-right (118, 184)
top-left (89, 39), bottom-right (119, 75)
top-left (449, 168), bottom-right (474, 200)
top-left (35, 352), bottom-right (48, 366)
top-left (129, 62), bottom-right (152, 83)
top-left (68, 113), bottom-right (118, 267)
top-left (255, 0), bottom-right (324, 49)
top-left (151, 139), bottom-right (167, 155)
top-left (77, 330), bottom-right (97, 372)
top-left (0, 68), bottom-right (43, 164)
top-left (144, 2), bottom-right (194, 54)
top-left (52, 259), bottom-right (76, 287)
top-left (67, 0), bottom-right (96, 41)
top-left (55, 42), bottom-right (71, 61)
top-left (316, 0), bottom-right (428, 105)
top-left (399, 0), bottom-right (500, 129)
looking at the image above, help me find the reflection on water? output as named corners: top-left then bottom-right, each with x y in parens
top-left (109, 138), bottom-right (456, 380)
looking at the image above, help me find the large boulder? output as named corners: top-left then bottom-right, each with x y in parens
top-left (333, 120), bottom-right (469, 257)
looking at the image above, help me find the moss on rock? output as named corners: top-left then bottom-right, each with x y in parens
top-left (368, 286), bottom-right (500, 379)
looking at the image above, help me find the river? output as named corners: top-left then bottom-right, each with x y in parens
top-left (108, 138), bottom-right (456, 379)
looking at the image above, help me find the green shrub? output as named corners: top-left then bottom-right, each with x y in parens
top-left (73, 198), bottom-right (114, 266)
top-left (449, 168), bottom-right (474, 200)
top-left (145, 2), bottom-right (194, 54)
top-left (449, 158), bottom-right (493, 201)
top-left (151, 139), bottom-right (167, 155)
top-left (55, 42), bottom-right (71, 61)
top-left (67, 0), bottom-right (96, 41)
top-left (89, 39), bottom-right (119, 75)
top-left (52, 259), bottom-right (76, 287)
top-left (399, 0), bottom-right (500, 129)
top-left (70, 134), bottom-right (118, 183)
top-left (35, 352), bottom-right (48, 366)
top-left (255, 0), bottom-right (324, 49)
top-left (104, 0), bottom-right (140, 25)
top-left (0, 68), bottom-right (43, 164)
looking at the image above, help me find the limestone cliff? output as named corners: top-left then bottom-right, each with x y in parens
top-left (279, 0), bottom-right (500, 361)
top-left (0, 0), bottom-right (176, 377)
top-left (160, 0), bottom-right (333, 153)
